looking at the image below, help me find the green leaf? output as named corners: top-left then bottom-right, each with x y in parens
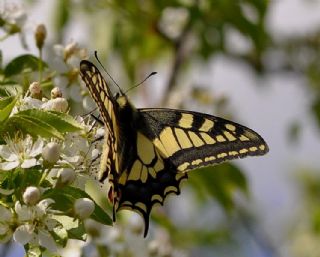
top-left (43, 186), bottom-right (112, 226)
top-left (0, 80), bottom-right (22, 97)
top-left (17, 109), bottom-right (83, 133)
top-left (4, 54), bottom-right (48, 77)
top-left (52, 225), bottom-right (68, 247)
top-left (67, 221), bottom-right (87, 241)
top-left (53, 215), bottom-right (86, 241)
top-left (0, 95), bottom-right (17, 122)
top-left (6, 115), bottom-right (63, 139)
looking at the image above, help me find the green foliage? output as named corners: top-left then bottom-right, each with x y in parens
top-left (43, 186), bottom-right (112, 226)
top-left (0, 95), bottom-right (17, 122)
top-left (190, 163), bottom-right (247, 211)
top-left (17, 109), bottom-right (83, 133)
top-left (4, 54), bottom-right (48, 77)
top-left (0, 109), bottom-right (82, 140)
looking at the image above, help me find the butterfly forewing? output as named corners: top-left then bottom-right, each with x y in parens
top-left (138, 109), bottom-right (268, 172)
top-left (79, 60), bottom-right (120, 181)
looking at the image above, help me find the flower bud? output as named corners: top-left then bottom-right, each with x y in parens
top-left (74, 198), bottom-right (95, 219)
top-left (84, 219), bottom-right (101, 238)
top-left (23, 186), bottom-right (40, 205)
top-left (57, 168), bottom-right (76, 187)
top-left (35, 24), bottom-right (47, 50)
top-left (29, 82), bottom-right (42, 99)
top-left (42, 98), bottom-right (68, 112)
top-left (91, 149), bottom-right (100, 160)
top-left (51, 87), bottom-right (63, 99)
top-left (128, 214), bottom-right (144, 235)
top-left (42, 142), bottom-right (60, 164)
top-left (148, 240), bottom-right (160, 256)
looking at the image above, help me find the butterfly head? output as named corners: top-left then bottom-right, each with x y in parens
top-left (114, 92), bottom-right (128, 109)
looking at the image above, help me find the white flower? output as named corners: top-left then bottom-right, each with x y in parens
top-left (1, 4), bottom-right (28, 48)
top-left (53, 41), bottom-right (88, 64)
top-left (74, 198), bottom-right (95, 219)
top-left (3, 5), bottom-right (27, 27)
top-left (0, 135), bottom-right (43, 171)
top-left (13, 199), bottom-right (59, 252)
top-left (60, 117), bottom-right (93, 166)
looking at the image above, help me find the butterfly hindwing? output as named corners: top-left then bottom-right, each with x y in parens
top-left (116, 132), bottom-right (187, 236)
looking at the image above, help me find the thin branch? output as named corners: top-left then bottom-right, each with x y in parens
top-left (155, 15), bottom-right (194, 106)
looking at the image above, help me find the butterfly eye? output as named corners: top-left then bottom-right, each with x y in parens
top-left (114, 93), bottom-right (120, 99)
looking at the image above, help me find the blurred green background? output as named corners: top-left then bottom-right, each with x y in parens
top-left (2, 0), bottom-right (320, 256)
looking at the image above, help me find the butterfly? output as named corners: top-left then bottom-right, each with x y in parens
top-left (79, 60), bottom-right (269, 237)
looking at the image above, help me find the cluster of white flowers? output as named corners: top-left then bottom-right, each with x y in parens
top-left (60, 213), bottom-right (188, 257)
top-left (0, 81), bottom-right (100, 253)
top-left (15, 83), bottom-right (69, 113)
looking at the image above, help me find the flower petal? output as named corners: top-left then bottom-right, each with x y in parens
top-left (0, 188), bottom-right (14, 196)
top-left (38, 229), bottom-right (57, 252)
top-left (13, 224), bottom-right (34, 245)
top-left (21, 158), bottom-right (38, 169)
top-left (15, 202), bottom-right (32, 221)
top-left (0, 145), bottom-right (18, 161)
top-left (44, 218), bottom-right (59, 231)
top-left (62, 155), bottom-right (81, 163)
top-left (0, 231), bottom-right (12, 243)
top-left (29, 138), bottom-right (44, 157)
top-left (20, 97), bottom-right (43, 110)
top-left (0, 223), bottom-right (10, 235)
top-left (38, 199), bottom-right (55, 210)
top-left (0, 161), bottom-right (19, 171)
top-left (0, 206), bottom-right (12, 222)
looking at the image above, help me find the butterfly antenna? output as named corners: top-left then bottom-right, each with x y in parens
top-left (125, 71), bottom-right (157, 94)
top-left (94, 51), bottom-right (125, 95)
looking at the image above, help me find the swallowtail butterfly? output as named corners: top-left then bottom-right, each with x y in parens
top-left (79, 60), bottom-right (269, 236)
